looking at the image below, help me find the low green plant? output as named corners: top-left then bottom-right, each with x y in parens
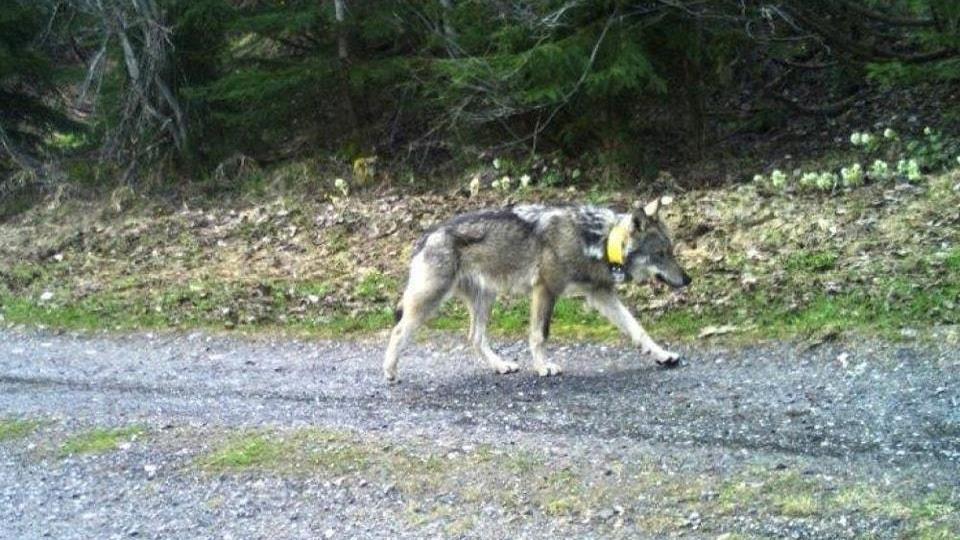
top-left (60, 426), bottom-right (146, 456)
top-left (754, 125), bottom-right (960, 194)
top-left (0, 418), bottom-right (42, 441)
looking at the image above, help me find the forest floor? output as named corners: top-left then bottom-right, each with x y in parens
top-left (1, 163), bottom-right (960, 538)
top-left (2, 329), bottom-right (958, 539)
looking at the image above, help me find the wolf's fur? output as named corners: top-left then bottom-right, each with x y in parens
top-left (383, 198), bottom-right (691, 381)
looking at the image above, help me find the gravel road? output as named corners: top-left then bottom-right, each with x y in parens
top-left (1, 328), bottom-right (958, 539)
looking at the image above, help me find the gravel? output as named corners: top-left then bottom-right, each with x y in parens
top-left (1, 328), bottom-right (959, 539)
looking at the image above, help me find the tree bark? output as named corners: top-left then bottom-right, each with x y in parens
top-left (333, 0), bottom-right (360, 139)
top-left (439, 0), bottom-right (457, 56)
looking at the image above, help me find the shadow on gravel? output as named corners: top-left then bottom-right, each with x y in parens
top-left (388, 352), bottom-right (960, 463)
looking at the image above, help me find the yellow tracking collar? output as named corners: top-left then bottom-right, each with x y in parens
top-left (606, 217), bottom-right (631, 265)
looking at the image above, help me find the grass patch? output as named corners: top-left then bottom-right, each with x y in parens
top-left (2, 175), bottom-right (958, 344)
top-left (717, 470), bottom-right (824, 517)
top-left (776, 492), bottom-right (819, 517)
top-left (3, 271), bottom-right (958, 343)
top-left (188, 427), bottom-right (960, 535)
top-left (784, 250), bottom-right (839, 272)
top-left (430, 297), bottom-right (620, 341)
top-left (201, 433), bottom-right (284, 470)
top-left (832, 485), bottom-right (911, 519)
top-left (200, 429), bottom-right (372, 475)
top-left (60, 426), bottom-right (147, 456)
top-left (944, 248), bottom-right (960, 273)
top-left (0, 418), bottom-right (42, 442)
top-left (354, 271), bottom-right (397, 302)
top-left (906, 492), bottom-right (960, 539)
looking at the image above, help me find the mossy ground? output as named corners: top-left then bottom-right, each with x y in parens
top-left (59, 426), bottom-right (147, 456)
top-left (0, 418), bottom-right (42, 442)
top-left (4, 406), bottom-right (958, 537)
top-left (194, 427), bottom-right (960, 537)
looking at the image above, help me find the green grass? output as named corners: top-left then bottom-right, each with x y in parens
top-left (200, 429), bottom-right (373, 475)
top-left (2, 244), bottom-right (957, 344)
top-left (3, 273), bottom-right (958, 343)
top-left (784, 250), bottom-right (839, 272)
top-left (60, 426), bottom-right (147, 456)
top-left (354, 271), bottom-right (398, 301)
top-left (0, 418), bottom-right (42, 442)
top-left (201, 433), bottom-right (283, 470)
top-left (945, 248), bottom-right (960, 272)
top-left (189, 428), bottom-right (960, 537)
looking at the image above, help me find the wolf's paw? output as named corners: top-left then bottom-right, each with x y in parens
top-left (535, 362), bottom-right (563, 377)
top-left (384, 369), bottom-right (400, 383)
top-left (653, 350), bottom-right (681, 368)
top-left (493, 360), bottom-right (520, 375)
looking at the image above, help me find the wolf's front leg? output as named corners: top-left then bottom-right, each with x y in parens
top-left (587, 289), bottom-right (680, 366)
top-left (529, 284), bottom-right (562, 376)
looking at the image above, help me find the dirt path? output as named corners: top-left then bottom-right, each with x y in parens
top-left (1, 329), bottom-right (958, 539)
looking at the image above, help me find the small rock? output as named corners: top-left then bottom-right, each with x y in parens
top-left (837, 352), bottom-right (849, 368)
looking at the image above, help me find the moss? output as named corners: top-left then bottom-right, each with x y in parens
top-left (0, 418), bottom-right (42, 441)
top-left (200, 433), bottom-right (282, 470)
top-left (200, 429), bottom-right (373, 475)
top-left (60, 426), bottom-right (147, 456)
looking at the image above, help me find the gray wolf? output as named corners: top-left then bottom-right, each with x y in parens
top-left (383, 197), bottom-right (691, 381)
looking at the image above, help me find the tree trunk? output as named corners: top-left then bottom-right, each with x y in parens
top-left (334, 0), bottom-right (348, 61)
top-left (333, 0), bottom-right (360, 139)
top-left (684, 18), bottom-right (706, 161)
top-left (439, 0), bottom-right (457, 56)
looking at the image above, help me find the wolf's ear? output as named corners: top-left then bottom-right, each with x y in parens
top-left (644, 198), bottom-right (661, 218)
top-left (644, 195), bottom-right (673, 218)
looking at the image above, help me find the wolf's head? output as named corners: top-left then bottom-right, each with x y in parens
top-left (622, 198), bottom-right (691, 289)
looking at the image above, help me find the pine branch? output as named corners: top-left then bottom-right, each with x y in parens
top-left (834, 1), bottom-right (935, 28)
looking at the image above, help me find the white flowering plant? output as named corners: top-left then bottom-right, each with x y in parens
top-left (334, 177), bottom-right (349, 197)
top-left (468, 175), bottom-right (481, 197)
top-left (816, 172), bottom-right (838, 191)
top-left (897, 159), bottom-right (923, 182)
top-left (799, 171), bottom-right (819, 190)
top-left (490, 175), bottom-right (513, 192)
top-left (840, 163), bottom-right (863, 187)
top-left (868, 159), bottom-right (891, 181)
top-left (849, 131), bottom-right (880, 152)
top-left (762, 125), bottom-right (959, 195)
top-left (905, 127), bottom-right (959, 172)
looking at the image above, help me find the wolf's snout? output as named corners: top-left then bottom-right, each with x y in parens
top-left (680, 272), bottom-right (692, 287)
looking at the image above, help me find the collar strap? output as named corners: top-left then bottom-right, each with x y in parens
top-left (605, 215), bottom-right (632, 265)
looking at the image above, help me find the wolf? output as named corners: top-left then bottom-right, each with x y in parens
top-left (383, 197), bottom-right (691, 381)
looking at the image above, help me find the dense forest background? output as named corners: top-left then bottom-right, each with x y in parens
top-left (2, 0), bottom-right (959, 202)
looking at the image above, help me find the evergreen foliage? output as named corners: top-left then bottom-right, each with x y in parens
top-left (1, 0), bottom-right (958, 185)
top-left (0, 2), bottom-right (78, 168)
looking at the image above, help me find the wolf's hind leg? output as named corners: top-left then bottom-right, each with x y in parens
top-left (586, 289), bottom-right (679, 365)
top-left (383, 256), bottom-right (452, 381)
top-left (530, 284), bottom-right (561, 376)
top-left (458, 281), bottom-right (518, 375)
